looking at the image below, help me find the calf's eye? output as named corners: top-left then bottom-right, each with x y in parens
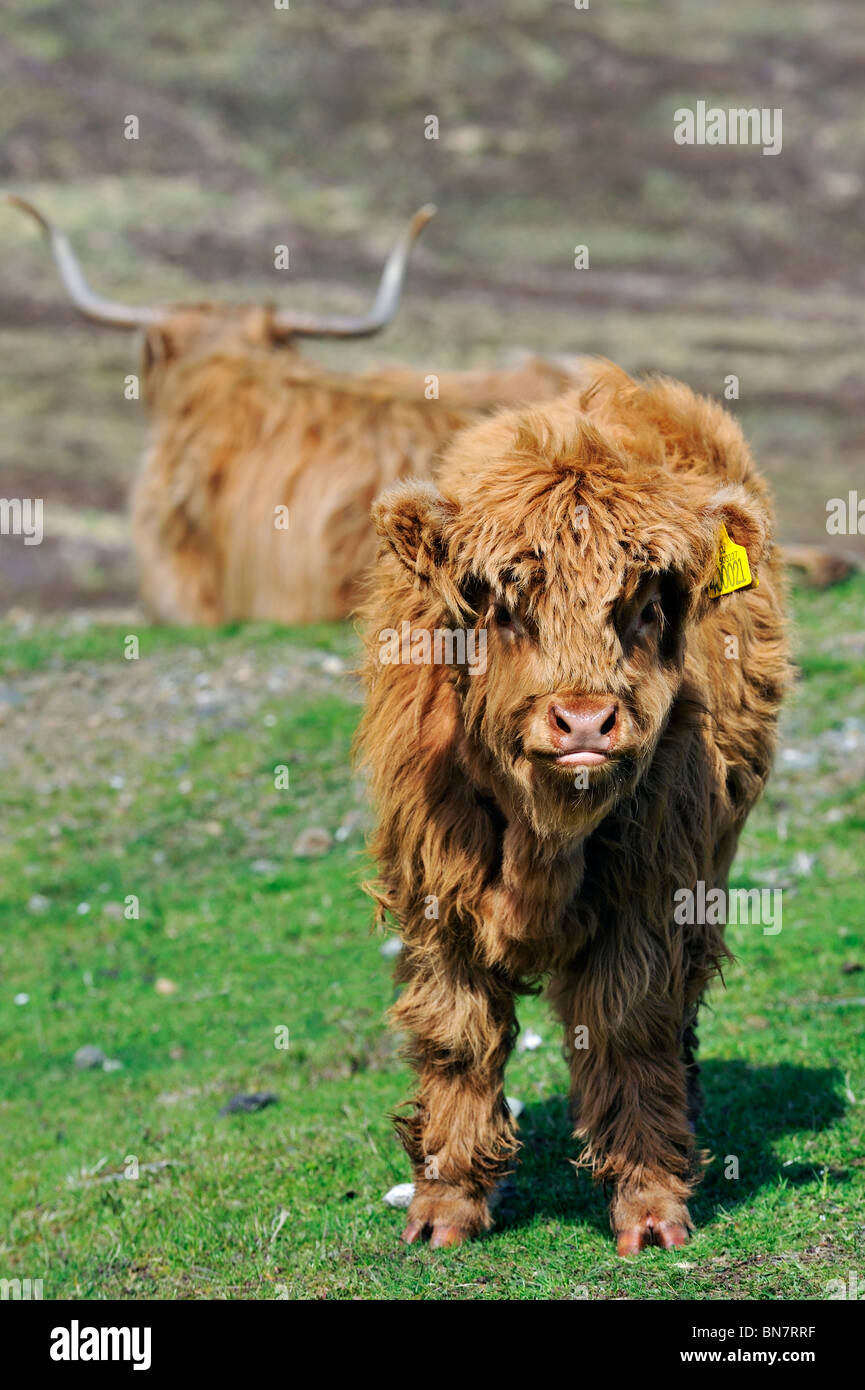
top-left (634, 598), bottom-right (664, 637)
top-left (493, 605), bottom-right (514, 627)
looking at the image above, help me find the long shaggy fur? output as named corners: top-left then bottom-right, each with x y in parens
top-left (356, 360), bottom-right (791, 1248)
top-left (130, 307), bottom-right (582, 624)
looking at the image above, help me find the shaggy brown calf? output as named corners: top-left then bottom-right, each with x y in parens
top-left (358, 362), bottom-right (790, 1255)
top-left (5, 195), bottom-right (581, 623)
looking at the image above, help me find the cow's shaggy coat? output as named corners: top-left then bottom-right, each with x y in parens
top-left (357, 361), bottom-right (790, 1254)
top-left (4, 194), bottom-right (581, 623)
top-left (131, 317), bottom-right (581, 624)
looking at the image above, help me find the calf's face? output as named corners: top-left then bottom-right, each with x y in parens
top-left (374, 404), bottom-right (769, 840)
top-left (467, 566), bottom-right (688, 836)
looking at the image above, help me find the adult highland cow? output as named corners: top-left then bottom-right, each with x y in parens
top-left (4, 195), bottom-right (581, 623)
top-left (358, 361), bottom-right (790, 1255)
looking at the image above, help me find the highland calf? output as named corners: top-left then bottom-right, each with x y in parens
top-left (4, 195), bottom-right (581, 623)
top-left (358, 362), bottom-right (790, 1254)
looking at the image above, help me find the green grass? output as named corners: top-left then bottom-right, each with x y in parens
top-left (1, 579), bottom-right (864, 1299)
top-left (0, 616), bottom-right (358, 676)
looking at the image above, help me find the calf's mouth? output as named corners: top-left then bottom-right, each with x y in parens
top-left (553, 749), bottom-right (609, 767)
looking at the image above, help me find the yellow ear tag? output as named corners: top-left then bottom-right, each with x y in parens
top-left (708, 524), bottom-right (758, 599)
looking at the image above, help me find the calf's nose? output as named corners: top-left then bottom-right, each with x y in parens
top-left (547, 698), bottom-right (618, 753)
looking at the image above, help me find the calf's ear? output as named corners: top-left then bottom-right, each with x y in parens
top-left (372, 482), bottom-right (468, 614)
top-left (690, 484), bottom-right (772, 594)
top-left (372, 481), bottom-right (453, 578)
top-left (702, 484), bottom-right (771, 563)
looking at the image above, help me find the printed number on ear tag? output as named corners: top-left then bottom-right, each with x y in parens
top-left (708, 523), bottom-right (759, 599)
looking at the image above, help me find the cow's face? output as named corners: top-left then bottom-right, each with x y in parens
top-left (141, 307), bottom-right (301, 395)
top-left (374, 397), bottom-right (769, 840)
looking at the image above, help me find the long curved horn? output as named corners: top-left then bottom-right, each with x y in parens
top-left (271, 203), bottom-right (436, 339)
top-left (2, 193), bottom-right (164, 329)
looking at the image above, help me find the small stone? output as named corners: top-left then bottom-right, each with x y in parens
top-left (155, 977), bottom-right (178, 996)
top-left (321, 655), bottom-right (345, 675)
top-left (74, 1045), bottom-right (107, 1070)
top-left (779, 747), bottom-right (817, 771)
top-left (379, 937), bottom-right (403, 959)
top-left (335, 811), bottom-right (362, 843)
top-left (251, 858), bottom-right (279, 876)
top-left (109, 775), bottom-right (125, 790)
top-left (102, 1058), bottom-right (124, 1073)
top-left (219, 1091), bottom-right (279, 1116)
top-left (28, 894), bottom-right (49, 912)
top-left (178, 779), bottom-right (193, 794)
top-left (14, 993), bottom-right (30, 1006)
top-left (293, 827), bottom-right (333, 858)
top-left (382, 1182), bottom-right (415, 1209)
top-left (76, 902), bottom-right (91, 915)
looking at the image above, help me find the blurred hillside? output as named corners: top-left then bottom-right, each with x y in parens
top-left (1, 0), bottom-right (863, 611)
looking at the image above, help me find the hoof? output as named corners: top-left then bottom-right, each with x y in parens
top-left (429, 1224), bottom-right (467, 1249)
top-left (398, 1185), bottom-right (489, 1249)
top-left (616, 1216), bottom-right (690, 1257)
top-left (400, 1218), bottom-right (469, 1249)
top-left (400, 1219), bottom-right (425, 1245)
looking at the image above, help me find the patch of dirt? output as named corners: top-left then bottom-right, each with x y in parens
top-left (0, 536), bottom-right (137, 614)
top-left (0, 629), bottom-right (359, 792)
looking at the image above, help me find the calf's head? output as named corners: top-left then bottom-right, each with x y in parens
top-left (373, 393), bottom-right (770, 839)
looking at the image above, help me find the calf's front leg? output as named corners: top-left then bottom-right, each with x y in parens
top-left (391, 954), bottom-right (518, 1248)
top-left (550, 957), bottom-right (697, 1256)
